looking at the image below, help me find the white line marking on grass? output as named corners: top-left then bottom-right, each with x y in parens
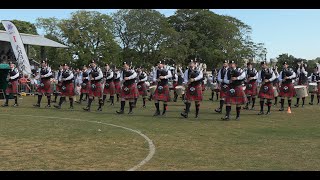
top-left (1, 113), bottom-right (155, 171)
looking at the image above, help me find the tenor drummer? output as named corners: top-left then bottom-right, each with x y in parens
top-left (257, 61), bottom-right (276, 115)
top-left (278, 61), bottom-right (296, 111)
top-left (294, 62), bottom-right (308, 107)
top-left (309, 65), bottom-right (320, 105)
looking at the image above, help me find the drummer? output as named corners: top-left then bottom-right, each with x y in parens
top-left (294, 62), bottom-right (308, 107)
top-left (309, 65), bottom-right (320, 105)
top-left (278, 61), bottom-right (296, 111)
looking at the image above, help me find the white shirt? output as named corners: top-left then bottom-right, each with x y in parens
top-left (183, 67), bottom-right (203, 84)
top-left (223, 67), bottom-right (245, 84)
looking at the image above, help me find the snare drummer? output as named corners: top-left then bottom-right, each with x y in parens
top-left (309, 65), bottom-right (320, 105)
top-left (278, 61), bottom-right (296, 111)
top-left (257, 61), bottom-right (276, 115)
top-left (294, 62), bottom-right (308, 107)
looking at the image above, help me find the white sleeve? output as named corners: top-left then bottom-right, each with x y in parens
top-left (252, 69), bottom-right (258, 80)
top-left (194, 70), bottom-right (203, 81)
top-left (257, 71), bottom-right (262, 84)
top-left (94, 68), bottom-right (103, 80)
top-left (278, 72), bottom-right (283, 81)
top-left (42, 67), bottom-right (53, 78)
top-left (120, 71), bottom-right (123, 81)
top-left (288, 71), bottom-right (296, 79)
top-left (165, 70), bottom-right (172, 79)
top-left (65, 72), bottom-right (74, 81)
top-left (153, 69), bottom-right (157, 82)
top-left (269, 69), bottom-right (276, 82)
top-left (128, 71), bottom-right (137, 80)
top-left (217, 69), bottom-right (222, 83)
top-left (224, 70), bottom-right (230, 84)
top-left (140, 73), bottom-right (148, 82)
top-left (106, 71), bottom-right (114, 80)
top-left (183, 70), bottom-right (188, 84)
top-left (301, 67), bottom-right (308, 76)
top-left (237, 69), bottom-right (246, 80)
top-left (10, 69), bottom-right (20, 79)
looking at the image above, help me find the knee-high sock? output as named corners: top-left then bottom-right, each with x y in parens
top-left (155, 102), bottom-right (160, 112)
top-left (5, 95), bottom-right (9, 104)
top-left (87, 98), bottom-right (93, 108)
top-left (14, 95), bottom-right (18, 104)
top-left (120, 101), bottom-right (125, 111)
top-left (129, 102), bottom-right (134, 112)
top-left (311, 94), bottom-right (314, 103)
top-left (195, 103), bottom-right (200, 116)
top-left (163, 103), bottom-right (167, 113)
top-left (216, 92), bottom-right (219, 100)
top-left (211, 91), bottom-right (214, 99)
top-left (110, 96), bottom-right (114, 104)
top-left (302, 97), bottom-right (305, 105)
top-left (252, 98), bottom-right (256, 108)
top-left (185, 102), bottom-right (191, 113)
top-left (267, 100), bottom-right (272, 112)
top-left (260, 100), bottom-right (264, 112)
top-left (296, 98), bottom-right (300, 105)
top-left (226, 106), bottom-right (231, 117)
top-left (281, 99), bottom-right (285, 108)
top-left (143, 98), bottom-right (146, 106)
top-left (59, 97), bottom-right (65, 106)
top-left (54, 93), bottom-right (58, 101)
top-left (79, 93), bottom-right (83, 102)
top-left (236, 106), bottom-right (241, 118)
top-left (274, 97), bottom-right (278, 104)
top-left (134, 98), bottom-right (138, 105)
top-left (47, 96), bottom-right (51, 105)
top-left (318, 95), bottom-right (320, 104)
top-left (102, 95), bottom-right (107, 104)
top-left (288, 99), bottom-right (292, 108)
top-left (69, 97), bottom-right (73, 107)
top-left (37, 95), bottom-right (43, 104)
top-left (219, 100), bottom-right (224, 110)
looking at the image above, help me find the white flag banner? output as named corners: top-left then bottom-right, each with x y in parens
top-left (1, 20), bottom-right (32, 76)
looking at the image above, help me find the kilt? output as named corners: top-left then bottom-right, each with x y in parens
top-left (225, 85), bottom-right (248, 105)
top-left (55, 82), bottom-right (62, 93)
top-left (5, 80), bottom-right (18, 94)
top-left (80, 81), bottom-right (90, 94)
top-left (318, 83), bottom-right (320, 95)
top-left (121, 83), bottom-right (139, 100)
top-left (103, 81), bottom-right (115, 95)
top-left (153, 84), bottom-right (170, 102)
top-left (245, 81), bottom-right (258, 97)
top-left (114, 81), bottom-right (121, 94)
top-left (60, 82), bottom-right (75, 97)
top-left (38, 78), bottom-right (52, 94)
top-left (185, 84), bottom-right (203, 101)
top-left (137, 82), bottom-right (148, 96)
top-left (279, 83), bottom-right (296, 98)
top-left (201, 81), bottom-right (205, 91)
top-left (220, 84), bottom-right (229, 98)
top-left (89, 81), bottom-right (103, 97)
top-left (258, 83), bottom-right (274, 100)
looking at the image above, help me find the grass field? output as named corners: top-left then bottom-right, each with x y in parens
top-left (0, 91), bottom-right (320, 171)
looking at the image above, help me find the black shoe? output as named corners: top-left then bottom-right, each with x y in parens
top-left (235, 117), bottom-right (240, 121)
top-left (33, 104), bottom-right (40, 107)
top-left (195, 115), bottom-right (199, 118)
top-left (173, 99), bottom-right (177, 102)
top-left (83, 107), bottom-right (90, 111)
top-left (209, 98), bottom-right (213, 101)
top-left (128, 111), bottom-right (133, 114)
top-left (69, 106), bottom-right (74, 109)
top-left (1, 104), bottom-right (8, 107)
top-left (12, 104), bottom-right (19, 107)
top-left (45, 105), bottom-right (51, 108)
top-left (97, 107), bottom-right (102, 111)
top-left (162, 111), bottom-right (166, 116)
top-left (110, 103), bottom-right (114, 106)
top-left (215, 108), bottom-right (222, 113)
top-left (279, 108), bottom-right (284, 111)
top-left (250, 107), bottom-right (255, 110)
top-left (75, 101), bottom-right (81, 104)
top-left (273, 103), bottom-right (277, 106)
top-left (116, 110), bottom-right (124, 114)
top-left (258, 111), bottom-right (264, 115)
top-left (181, 112), bottom-right (188, 118)
top-left (142, 105), bottom-right (146, 108)
top-left (309, 102), bottom-right (313, 105)
top-left (294, 104), bottom-right (299, 108)
top-left (265, 111), bottom-right (271, 115)
top-left (153, 111), bottom-right (160, 116)
top-left (243, 106), bottom-right (249, 110)
top-left (221, 116), bottom-right (230, 121)
top-left (54, 105), bottom-right (61, 109)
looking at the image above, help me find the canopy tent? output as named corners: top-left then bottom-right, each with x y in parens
top-left (0, 63), bottom-right (10, 99)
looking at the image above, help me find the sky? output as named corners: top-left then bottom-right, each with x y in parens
top-left (1, 9), bottom-right (319, 60)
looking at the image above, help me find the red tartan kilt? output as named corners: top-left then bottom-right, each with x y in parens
top-left (114, 81), bottom-right (121, 94)
top-left (318, 83), bottom-right (320, 95)
top-left (5, 80), bottom-right (18, 94)
top-left (56, 83), bottom-right (61, 92)
top-left (279, 83), bottom-right (296, 97)
top-left (121, 83), bottom-right (139, 99)
top-left (89, 81), bottom-right (102, 97)
top-left (137, 82), bottom-right (148, 96)
top-left (225, 85), bottom-right (248, 105)
top-left (219, 84), bottom-right (229, 98)
top-left (38, 79), bottom-right (52, 94)
top-left (258, 83), bottom-right (275, 100)
top-left (103, 81), bottom-right (115, 95)
top-left (60, 82), bottom-right (75, 97)
top-left (185, 84), bottom-right (203, 101)
top-left (80, 81), bottom-right (90, 94)
top-left (201, 82), bottom-right (205, 91)
top-left (245, 81), bottom-right (258, 96)
top-left (173, 82), bottom-right (178, 89)
top-left (153, 84), bottom-right (170, 102)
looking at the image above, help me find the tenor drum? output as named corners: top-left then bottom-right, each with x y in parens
top-left (175, 85), bottom-right (185, 95)
top-left (308, 83), bottom-right (318, 93)
top-left (145, 81), bottom-right (150, 88)
top-left (273, 87), bottom-right (279, 97)
top-left (294, 85), bottom-right (308, 98)
top-left (168, 81), bottom-right (173, 89)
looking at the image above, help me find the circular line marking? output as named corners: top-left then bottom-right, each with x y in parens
top-left (0, 113), bottom-right (155, 171)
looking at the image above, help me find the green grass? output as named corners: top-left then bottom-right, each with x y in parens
top-left (0, 92), bottom-right (320, 170)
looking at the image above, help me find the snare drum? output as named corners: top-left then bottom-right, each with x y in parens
top-left (294, 85), bottom-right (308, 98)
top-left (308, 83), bottom-right (318, 93)
top-left (175, 85), bottom-right (185, 95)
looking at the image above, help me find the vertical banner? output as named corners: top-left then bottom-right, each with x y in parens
top-left (2, 20), bottom-right (32, 76)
